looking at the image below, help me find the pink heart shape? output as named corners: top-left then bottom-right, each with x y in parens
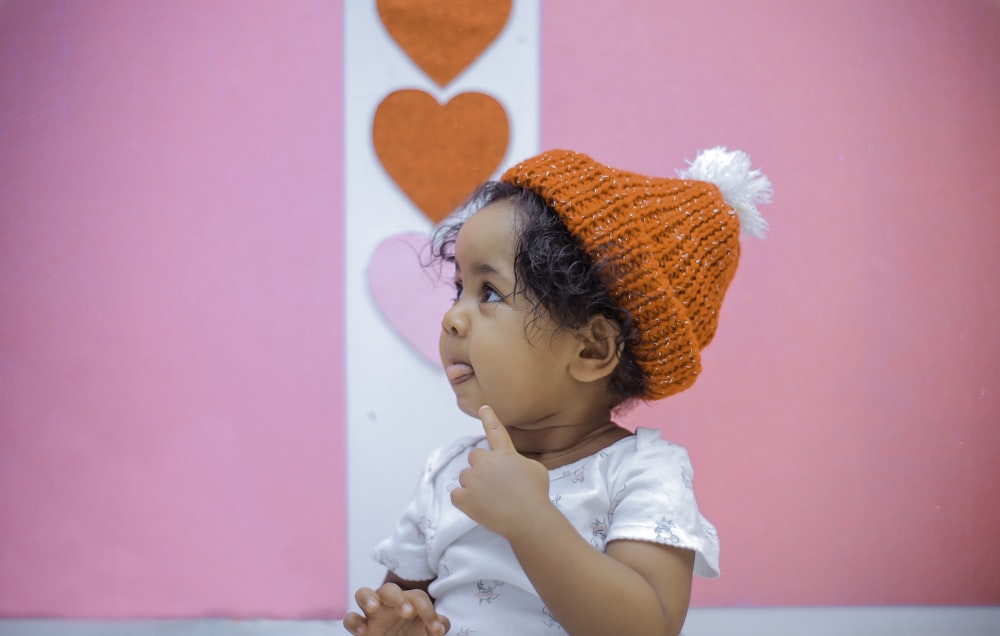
top-left (369, 232), bottom-right (454, 367)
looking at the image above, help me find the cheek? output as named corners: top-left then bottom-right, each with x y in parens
top-left (475, 343), bottom-right (527, 383)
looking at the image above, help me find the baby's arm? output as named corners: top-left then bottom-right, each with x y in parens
top-left (343, 573), bottom-right (449, 636)
top-left (452, 407), bottom-right (695, 636)
top-left (510, 516), bottom-right (694, 636)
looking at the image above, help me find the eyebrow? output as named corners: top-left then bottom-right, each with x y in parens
top-left (454, 260), bottom-right (510, 282)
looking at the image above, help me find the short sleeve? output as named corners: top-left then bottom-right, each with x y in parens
top-left (605, 428), bottom-right (720, 578)
top-left (370, 437), bottom-right (480, 582)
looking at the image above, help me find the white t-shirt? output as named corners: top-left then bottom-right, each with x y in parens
top-left (372, 427), bottom-right (720, 635)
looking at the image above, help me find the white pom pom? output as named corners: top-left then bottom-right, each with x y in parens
top-left (678, 146), bottom-right (772, 239)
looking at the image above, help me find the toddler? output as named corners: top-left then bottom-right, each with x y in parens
top-left (344, 147), bottom-right (772, 636)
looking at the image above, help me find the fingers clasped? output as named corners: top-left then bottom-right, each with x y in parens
top-left (344, 583), bottom-right (449, 636)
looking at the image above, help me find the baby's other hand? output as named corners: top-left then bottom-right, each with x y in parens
top-left (343, 583), bottom-right (449, 636)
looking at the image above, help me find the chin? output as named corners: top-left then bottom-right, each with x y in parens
top-left (453, 394), bottom-right (483, 419)
top-left (456, 402), bottom-right (480, 419)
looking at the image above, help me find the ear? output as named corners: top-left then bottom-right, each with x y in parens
top-left (569, 315), bottom-right (623, 384)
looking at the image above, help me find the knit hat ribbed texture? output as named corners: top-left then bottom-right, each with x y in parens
top-left (500, 148), bottom-right (770, 400)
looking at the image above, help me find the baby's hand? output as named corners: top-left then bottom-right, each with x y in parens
top-left (450, 405), bottom-right (551, 539)
top-left (343, 583), bottom-right (449, 636)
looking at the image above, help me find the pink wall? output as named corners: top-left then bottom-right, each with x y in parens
top-left (541, 0), bottom-right (1000, 606)
top-left (1, 0), bottom-right (998, 621)
top-left (0, 0), bottom-right (345, 618)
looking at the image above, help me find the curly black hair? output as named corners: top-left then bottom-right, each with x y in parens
top-left (430, 181), bottom-right (646, 408)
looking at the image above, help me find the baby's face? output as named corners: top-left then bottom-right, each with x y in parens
top-left (438, 201), bottom-right (581, 427)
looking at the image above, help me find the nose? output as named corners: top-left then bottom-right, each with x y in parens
top-left (441, 302), bottom-right (468, 337)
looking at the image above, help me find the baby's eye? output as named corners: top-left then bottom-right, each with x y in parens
top-left (451, 281), bottom-right (464, 302)
top-left (481, 285), bottom-right (503, 303)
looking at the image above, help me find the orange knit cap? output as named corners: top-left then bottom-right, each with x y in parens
top-left (500, 147), bottom-right (772, 400)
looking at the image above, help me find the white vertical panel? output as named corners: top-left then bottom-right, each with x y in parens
top-left (342, 0), bottom-right (540, 606)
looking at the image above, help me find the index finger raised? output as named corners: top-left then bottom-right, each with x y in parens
top-left (479, 405), bottom-right (514, 452)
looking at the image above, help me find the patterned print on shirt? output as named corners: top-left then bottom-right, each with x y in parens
top-left (542, 605), bottom-right (566, 631)
top-left (475, 579), bottom-right (505, 604)
top-left (417, 516), bottom-right (436, 544)
top-left (607, 486), bottom-right (625, 524)
top-left (373, 550), bottom-right (399, 571)
top-left (591, 517), bottom-right (609, 549)
top-left (655, 518), bottom-right (681, 544)
top-left (551, 465), bottom-right (585, 484)
top-left (681, 466), bottom-right (693, 490)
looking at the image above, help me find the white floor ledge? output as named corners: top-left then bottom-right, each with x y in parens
top-left (682, 606), bottom-right (1000, 635)
top-left (0, 607), bottom-right (997, 636)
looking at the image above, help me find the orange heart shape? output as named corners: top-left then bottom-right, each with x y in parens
top-left (377, 0), bottom-right (512, 87)
top-left (373, 89), bottom-right (509, 224)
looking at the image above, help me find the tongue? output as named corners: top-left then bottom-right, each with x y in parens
top-left (445, 363), bottom-right (473, 382)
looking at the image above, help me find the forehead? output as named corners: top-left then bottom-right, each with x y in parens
top-left (453, 199), bottom-right (520, 264)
